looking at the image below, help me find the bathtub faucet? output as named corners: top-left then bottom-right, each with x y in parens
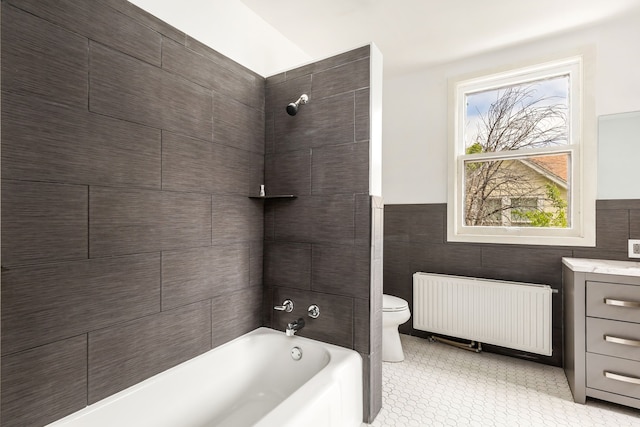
top-left (286, 318), bottom-right (305, 336)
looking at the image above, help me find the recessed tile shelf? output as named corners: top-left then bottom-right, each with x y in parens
top-left (248, 195), bottom-right (297, 199)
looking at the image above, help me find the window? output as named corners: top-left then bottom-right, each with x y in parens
top-left (448, 55), bottom-right (596, 246)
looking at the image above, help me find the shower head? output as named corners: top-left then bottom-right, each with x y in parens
top-left (286, 94), bottom-right (309, 116)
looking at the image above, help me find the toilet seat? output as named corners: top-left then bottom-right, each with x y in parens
top-left (383, 294), bottom-right (408, 312)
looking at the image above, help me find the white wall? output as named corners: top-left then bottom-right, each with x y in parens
top-left (382, 9), bottom-right (640, 204)
top-left (129, 0), bottom-right (311, 77)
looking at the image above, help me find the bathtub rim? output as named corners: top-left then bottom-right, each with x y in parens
top-left (45, 326), bottom-right (363, 427)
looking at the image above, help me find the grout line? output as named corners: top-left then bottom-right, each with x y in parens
top-left (159, 251), bottom-right (163, 312)
top-left (87, 186), bottom-right (91, 259)
top-left (86, 333), bottom-right (90, 405)
top-left (87, 39), bottom-right (91, 112)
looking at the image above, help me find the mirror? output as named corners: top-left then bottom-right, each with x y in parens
top-left (598, 111), bottom-right (640, 200)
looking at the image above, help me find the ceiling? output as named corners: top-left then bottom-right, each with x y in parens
top-left (240, 0), bottom-right (640, 77)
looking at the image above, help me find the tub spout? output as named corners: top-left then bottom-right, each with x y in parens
top-left (286, 318), bottom-right (305, 336)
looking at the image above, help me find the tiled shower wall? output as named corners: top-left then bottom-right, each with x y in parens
top-left (1, 1), bottom-right (264, 425)
top-left (263, 46), bottom-right (382, 422)
top-left (384, 199), bottom-right (640, 367)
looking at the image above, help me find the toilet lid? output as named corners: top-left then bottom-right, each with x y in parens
top-left (383, 294), bottom-right (408, 312)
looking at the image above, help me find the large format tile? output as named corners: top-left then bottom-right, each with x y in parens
top-left (274, 92), bottom-right (355, 152)
top-left (90, 43), bottom-right (212, 141)
top-left (384, 204), bottom-right (446, 243)
top-left (630, 209), bottom-right (640, 238)
top-left (285, 45), bottom-right (370, 81)
top-left (1, 336), bottom-right (87, 427)
top-left (383, 205), bottom-right (413, 243)
top-left (311, 142), bottom-right (369, 195)
top-left (355, 194), bottom-right (373, 247)
top-left (7, 0), bottom-right (161, 65)
top-left (100, 0), bottom-right (185, 43)
top-left (312, 57), bottom-right (370, 100)
top-left (249, 241), bottom-right (264, 287)
top-left (211, 195), bottom-right (263, 244)
top-left (1, 180), bottom-right (87, 266)
top-left (595, 208), bottom-right (629, 252)
top-left (2, 92), bottom-right (161, 188)
top-left (408, 204), bottom-right (446, 243)
top-left (214, 94), bottom-right (264, 154)
top-left (88, 301), bottom-right (211, 403)
top-left (161, 132), bottom-right (215, 193)
top-left (264, 242), bottom-right (312, 290)
top-left (211, 143), bottom-right (254, 195)
top-left (312, 244), bottom-right (370, 299)
top-left (89, 187), bottom-right (211, 257)
top-left (382, 241), bottom-right (410, 284)
top-left (1, 254), bottom-right (160, 355)
top-left (163, 37), bottom-right (263, 110)
top-left (183, 36), bottom-right (265, 110)
top-left (596, 199), bottom-right (640, 210)
top-left (410, 242), bottom-right (484, 279)
top-left (480, 245), bottom-right (571, 288)
top-left (265, 149), bottom-right (312, 196)
top-left (355, 297), bottom-right (371, 354)
top-left (1, 4), bottom-right (87, 107)
top-left (162, 131), bottom-right (251, 195)
top-left (355, 88), bottom-right (370, 142)
top-left (162, 244), bottom-right (250, 310)
top-left (274, 195), bottom-right (355, 245)
top-left (311, 195), bottom-right (357, 245)
top-left (211, 287), bottom-right (263, 348)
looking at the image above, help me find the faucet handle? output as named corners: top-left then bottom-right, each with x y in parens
top-left (308, 304), bottom-right (320, 319)
top-left (274, 299), bottom-right (294, 312)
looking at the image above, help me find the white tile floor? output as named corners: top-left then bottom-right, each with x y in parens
top-left (369, 334), bottom-right (640, 427)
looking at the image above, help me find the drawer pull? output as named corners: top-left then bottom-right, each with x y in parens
top-left (604, 371), bottom-right (640, 385)
top-left (604, 335), bottom-right (640, 347)
top-left (604, 298), bottom-right (640, 308)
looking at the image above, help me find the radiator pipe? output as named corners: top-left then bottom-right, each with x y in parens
top-left (430, 335), bottom-right (482, 353)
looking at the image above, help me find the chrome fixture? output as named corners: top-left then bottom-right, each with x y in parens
top-left (290, 346), bottom-right (303, 361)
top-left (308, 304), bottom-right (320, 319)
top-left (286, 94), bottom-right (309, 116)
top-left (274, 299), bottom-right (294, 313)
top-left (286, 318), bottom-right (305, 336)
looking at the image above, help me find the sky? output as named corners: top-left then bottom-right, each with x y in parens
top-left (465, 75), bottom-right (569, 148)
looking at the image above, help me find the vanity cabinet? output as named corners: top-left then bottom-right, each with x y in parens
top-left (563, 258), bottom-right (640, 409)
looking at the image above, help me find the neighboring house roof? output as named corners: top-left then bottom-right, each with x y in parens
top-left (520, 155), bottom-right (568, 188)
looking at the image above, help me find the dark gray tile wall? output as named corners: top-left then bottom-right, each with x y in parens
top-left (2, 92), bottom-right (162, 188)
top-left (384, 201), bottom-right (640, 367)
top-left (88, 301), bottom-right (212, 403)
top-left (8, 0), bottom-right (162, 65)
top-left (2, 254), bottom-right (161, 356)
top-left (90, 42), bottom-right (214, 142)
top-left (1, 0), bottom-right (264, 425)
top-left (263, 46), bottom-right (380, 422)
top-left (1, 336), bottom-right (88, 427)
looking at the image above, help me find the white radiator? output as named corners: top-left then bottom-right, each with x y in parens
top-left (413, 272), bottom-right (553, 356)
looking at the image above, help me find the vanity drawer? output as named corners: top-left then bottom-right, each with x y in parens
top-left (587, 317), bottom-right (640, 362)
top-left (587, 281), bottom-right (640, 323)
top-left (587, 353), bottom-right (640, 400)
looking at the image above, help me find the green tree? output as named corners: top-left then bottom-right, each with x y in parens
top-left (512, 183), bottom-right (568, 227)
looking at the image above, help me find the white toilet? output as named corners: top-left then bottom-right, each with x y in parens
top-left (382, 294), bottom-right (411, 362)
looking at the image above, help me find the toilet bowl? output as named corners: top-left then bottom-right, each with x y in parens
top-left (382, 294), bottom-right (411, 362)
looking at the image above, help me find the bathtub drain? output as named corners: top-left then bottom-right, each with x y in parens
top-left (290, 346), bottom-right (303, 361)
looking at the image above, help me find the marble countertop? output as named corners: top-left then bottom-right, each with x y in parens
top-left (562, 257), bottom-right (640, 277)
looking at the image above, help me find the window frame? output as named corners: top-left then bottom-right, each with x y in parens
top-left (447, 54), bottom-right (596, 246)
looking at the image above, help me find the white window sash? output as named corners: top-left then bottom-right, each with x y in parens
top-left (447, 54), bottom-right (595, 246)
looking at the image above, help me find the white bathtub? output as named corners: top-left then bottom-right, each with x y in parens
top-left (46, 327), bottom-right (363, 427)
